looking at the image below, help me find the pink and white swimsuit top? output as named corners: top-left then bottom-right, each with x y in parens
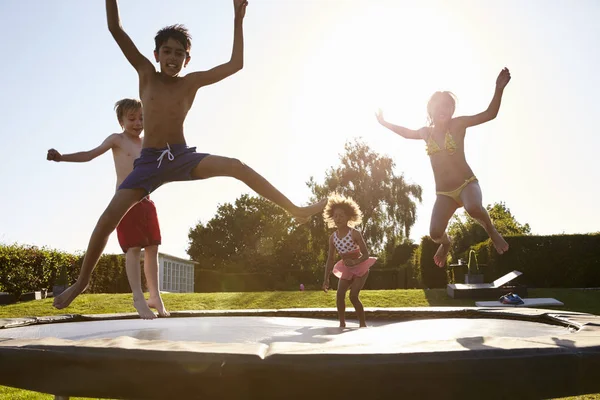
top-left (333, 229), bottom-right (360, 254)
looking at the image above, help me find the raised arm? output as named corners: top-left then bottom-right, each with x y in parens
top-left (455, 68), bottom-right (511, 129)
top-left (376, 109), bottom-right (424, 140)
top-left (106, 0), bottom-right (154, 75)
top-left (322, 234), bottom-right (336, 292)
top-left (186, 0), bottom-right (248, 90)
top-left (47, 134), bottom-right (118, 163)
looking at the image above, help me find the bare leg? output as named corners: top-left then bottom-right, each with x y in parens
top-left (123, 247), bottom-right (156, 319)
top-left (336, 278), bottom-right (352, 328)
top-left (144, 245), bottom-right (169, 317)
top-left (53, 189), bottom-right (146, 309)
top-left (430, 195), bottom-right (460, 268)
top-left (191, 155), bottom-right (326, 223)
top-left (460, 182), bottom-right (509, 254)
top-left (349, 271), bottom-right (370, 327)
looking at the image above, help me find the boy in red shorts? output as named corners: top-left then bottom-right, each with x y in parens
top-left (47, 99), bottom-right (168, 319)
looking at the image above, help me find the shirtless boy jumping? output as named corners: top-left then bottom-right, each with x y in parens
top-left (48, 99), bottom-right (168, 319)
top-left (53, 0), bottom-right (326, 309)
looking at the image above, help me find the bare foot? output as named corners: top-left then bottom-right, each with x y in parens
top-left (339, 322), bottom-right (346, 328)
top-left (359, 323), bottom-right (367, 328)
top-left (433, 242), bottom-right (451, 268)
top-left (490, 231), bottom-right (509, 254)
top-left (53, 282), bottom-right (86, 309)
top-left (295, 199), bottom-right (327, 224)
top-left (133, 298), bottom-right (157, 320)
top-left (147, 296), bottom-right (170, 317)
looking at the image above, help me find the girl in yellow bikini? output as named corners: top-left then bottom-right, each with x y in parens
top-left (375, 68), bottom-right (512, 267)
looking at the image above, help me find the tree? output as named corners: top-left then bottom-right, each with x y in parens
top-left (186, 139), bottom-right (423, 273)
top-left (187, 194), bottom-right (317, 272)
top-left (307, 139), bottom-right (422, 254)
top-left (447, 202), bottom-right (531, 257)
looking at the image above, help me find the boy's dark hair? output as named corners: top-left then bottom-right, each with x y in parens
top-left (155, 24), bottom-right (192, 55)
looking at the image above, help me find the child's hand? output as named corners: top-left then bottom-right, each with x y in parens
top-left (234, 0), bottom-right (248, 20)
top-left (322, 279), bottom-right (330, 292)
top-left (375, 108), bottom-right (385, 124)
top-left (496, 68), bottom-right (511, 89)
top-left (47, 148), bottom-right (62, 162)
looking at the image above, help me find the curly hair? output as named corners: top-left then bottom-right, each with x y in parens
top-left (323, 193), bottom-right (363, 229)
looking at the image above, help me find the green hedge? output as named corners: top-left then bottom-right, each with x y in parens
top-left (194, 266), bottom-right (420, 292)
top-left (414, 236), bottom-right (448, 289)
top-left (194, 269), bottom-right (322, 292)
top-left (1, 243), bottom-right (419, 297)
top-left (194, 270), bottom-right (272, 292)
top-left (0, 244), bottom-right (142, 298)
top-left (364, 268), bottom-right (406, 290)
top-left (0, 244), bottom-right (78, 298)
top-left (74, 254), bottom-right (137, 294)
top-left (385, 243), bottom-right (418, 268)
top-left (7, 234), bottom-right (597, 296)
top-left (470, 235), bottom-right (600, 288)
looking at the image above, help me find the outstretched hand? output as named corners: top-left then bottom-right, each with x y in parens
top-left (496, 67), bottom-right (511, 89)
top-left (47, 148), bottom-right (62, 162)
top-left (375, 108), bottom-right (385, 124)
top-left (234, 0), bottom-right (248, 20)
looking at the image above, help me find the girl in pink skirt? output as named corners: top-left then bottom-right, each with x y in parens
top-left (322, 194), bottom-right (377, 327)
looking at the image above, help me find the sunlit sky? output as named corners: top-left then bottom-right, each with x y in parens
top-left (1, 0), bottom-right (599, 260)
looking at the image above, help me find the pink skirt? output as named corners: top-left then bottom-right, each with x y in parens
top-left (333, 256), bottom-right (377, 280)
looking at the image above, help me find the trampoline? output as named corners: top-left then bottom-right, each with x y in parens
top-left (1, 308), bottom-right (600, 399)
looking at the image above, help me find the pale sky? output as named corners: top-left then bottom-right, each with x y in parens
top-left (1, 0), bottom-right (599, 260)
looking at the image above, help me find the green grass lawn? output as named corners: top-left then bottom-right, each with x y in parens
top-left (2, 288), bottom-right (600, 319)
top-left (1, 288), bottom-right (599, 399)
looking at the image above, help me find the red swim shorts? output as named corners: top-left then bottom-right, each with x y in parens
top-left (116, 197), bottom-right (161, 253)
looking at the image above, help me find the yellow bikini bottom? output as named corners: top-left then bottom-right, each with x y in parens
top-left (436, 176), bottom-right (477, 207)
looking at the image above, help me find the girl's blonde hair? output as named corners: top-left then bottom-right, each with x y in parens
top-left (323, 193), bottom-right (363, 229)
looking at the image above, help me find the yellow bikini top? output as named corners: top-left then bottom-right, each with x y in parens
top-left (426, 129), bottom-right (457, 156)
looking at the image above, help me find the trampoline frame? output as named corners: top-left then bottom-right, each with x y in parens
top-left (1, 307), bottom-right (599, 400)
